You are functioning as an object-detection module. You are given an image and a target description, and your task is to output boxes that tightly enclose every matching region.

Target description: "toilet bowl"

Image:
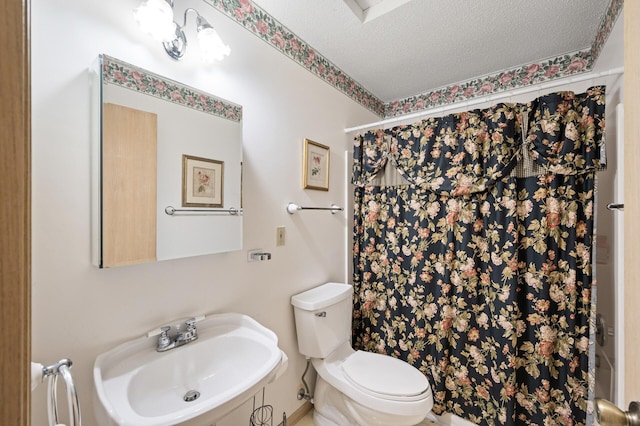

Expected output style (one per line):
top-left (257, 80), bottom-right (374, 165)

top-left (291, 283), bottom-right (433, 426)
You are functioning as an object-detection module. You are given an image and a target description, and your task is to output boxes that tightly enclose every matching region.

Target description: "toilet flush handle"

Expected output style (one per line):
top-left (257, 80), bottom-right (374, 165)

top-left (315, 312), bottom-right (327, 317)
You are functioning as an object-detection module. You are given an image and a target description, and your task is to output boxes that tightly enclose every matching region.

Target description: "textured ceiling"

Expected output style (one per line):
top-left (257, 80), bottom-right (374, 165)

top-left (250, 0), bottom-right (612, 103)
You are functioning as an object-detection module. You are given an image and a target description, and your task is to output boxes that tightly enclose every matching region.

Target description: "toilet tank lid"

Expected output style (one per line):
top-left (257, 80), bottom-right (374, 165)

top-left (291, 282), bottom-right (353, 311)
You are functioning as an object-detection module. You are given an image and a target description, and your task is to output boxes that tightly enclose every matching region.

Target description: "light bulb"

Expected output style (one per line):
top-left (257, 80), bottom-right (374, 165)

top-left (133, 0), bottom-right (176, 43)
top-left (194, 15), bottom-right (230, 63)
top-left (198, 27), bottom-right (231, 63)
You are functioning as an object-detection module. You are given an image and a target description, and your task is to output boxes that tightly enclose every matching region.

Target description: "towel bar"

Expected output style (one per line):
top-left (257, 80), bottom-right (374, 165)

top-left (42, 358), bottom-right (81, 426)
top-left (165, 206), bottom-right (242, 215)
top-left (286, 203), bottom-right (343, 215)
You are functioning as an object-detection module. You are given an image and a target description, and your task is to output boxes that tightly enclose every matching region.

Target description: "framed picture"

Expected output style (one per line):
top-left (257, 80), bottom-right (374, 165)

top-left (182, 154), bottom-right (224, 207)
top-left (303, 139), bottom-right (330, 191)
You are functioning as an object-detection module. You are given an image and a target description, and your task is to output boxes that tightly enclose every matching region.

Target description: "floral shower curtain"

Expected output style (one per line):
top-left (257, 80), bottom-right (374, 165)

top-left (352, 87), bottom-right (606, 426)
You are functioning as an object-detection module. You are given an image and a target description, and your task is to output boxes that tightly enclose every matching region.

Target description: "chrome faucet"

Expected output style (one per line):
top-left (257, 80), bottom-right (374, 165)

top-left (156, 318), bottom-right (199, 352)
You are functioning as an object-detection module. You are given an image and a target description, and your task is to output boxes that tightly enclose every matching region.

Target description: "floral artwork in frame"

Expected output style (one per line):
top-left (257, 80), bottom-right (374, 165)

top-left (182, 154), bottom-right (224, 207)
top-left (303, 139), bottom-right (330, 191)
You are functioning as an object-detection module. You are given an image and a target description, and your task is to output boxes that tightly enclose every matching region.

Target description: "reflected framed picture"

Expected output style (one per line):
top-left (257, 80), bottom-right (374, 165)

top-left (182, 154), bottom-right (224, 207)
top-left (303, 138), bottom-right (330, 191)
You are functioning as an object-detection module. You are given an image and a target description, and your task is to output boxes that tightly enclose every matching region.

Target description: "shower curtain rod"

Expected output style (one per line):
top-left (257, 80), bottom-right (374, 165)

top-left (344, 66), bottom-right (624, 134)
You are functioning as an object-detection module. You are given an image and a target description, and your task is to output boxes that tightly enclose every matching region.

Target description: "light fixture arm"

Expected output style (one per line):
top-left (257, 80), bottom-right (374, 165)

top-left (135, 0), bottom-right (229, 62)
top-left (175, 8), bottom-right (203, 32)
top-left (163, 7), bottom-right (217, 61)
top-left (163, 7), bottom-right (203, 61)
top-left (163, 24), bottom-right (188, 60)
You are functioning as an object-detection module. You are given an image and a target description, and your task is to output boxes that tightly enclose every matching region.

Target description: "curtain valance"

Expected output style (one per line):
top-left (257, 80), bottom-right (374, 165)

top-left (526, 86), bottom-right (606, 174)
top-left (353, 86), bottom-right (606, 194)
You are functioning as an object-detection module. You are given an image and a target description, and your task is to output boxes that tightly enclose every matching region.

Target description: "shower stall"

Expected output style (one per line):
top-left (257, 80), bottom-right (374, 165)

top-left (594, 102), bottom-right (624, 407)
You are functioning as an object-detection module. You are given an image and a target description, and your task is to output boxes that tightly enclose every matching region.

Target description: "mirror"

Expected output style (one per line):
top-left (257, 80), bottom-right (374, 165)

top-left (91, 55), bottom-right (243, 268)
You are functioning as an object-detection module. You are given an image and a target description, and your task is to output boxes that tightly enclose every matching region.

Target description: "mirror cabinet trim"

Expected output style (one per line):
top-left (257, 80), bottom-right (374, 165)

top-left (92, 55), bottom-right (244, 268)
top-left (101, 55), bottom-right (242, 122)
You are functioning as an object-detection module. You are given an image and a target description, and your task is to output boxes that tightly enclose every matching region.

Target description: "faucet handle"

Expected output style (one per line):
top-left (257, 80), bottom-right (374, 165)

top-left (185, 315), bottom-right (205, 330)
top-left (189, 314), bottom-right (205, 324)
top-left (157, 326), bottom-right (172, 350)
top-left (145, 325), bottom-right (172, 338)
top-left (159, 326), bottom-right (171, 338)
top-left (182, 318), bottom-right (199, 341)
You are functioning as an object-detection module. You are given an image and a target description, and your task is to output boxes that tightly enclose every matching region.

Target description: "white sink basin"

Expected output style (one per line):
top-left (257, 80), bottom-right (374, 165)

top-left (93, 313), bottom-right (287, 426)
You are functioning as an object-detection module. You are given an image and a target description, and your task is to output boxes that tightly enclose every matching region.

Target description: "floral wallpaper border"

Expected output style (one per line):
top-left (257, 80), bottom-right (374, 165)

top-left (206, 0), bottom-right (620, 119)
top-left (384, 49), bottom-right (593, 117)
top-left (102, 55), bottom-right (243, 122)
top-left (204, 0), bottom-right (386, 116)
top-left (384, 0), bottom-right (622, 118)
top-left (591, 0), bottom-right (623, 63)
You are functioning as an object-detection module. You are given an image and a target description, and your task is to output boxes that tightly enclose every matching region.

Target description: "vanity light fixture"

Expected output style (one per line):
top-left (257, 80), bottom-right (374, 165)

top-left (133, 0), bottom-right (176, 42)
top-left (133, 0), bottom-right (230, 63)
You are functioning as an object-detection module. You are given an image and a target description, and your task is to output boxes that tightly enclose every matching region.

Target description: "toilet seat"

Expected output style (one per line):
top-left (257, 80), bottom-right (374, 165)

top-left (342, 351), bottom-right (430, 402)
top-left (311, 343), bottom-right (434, 420)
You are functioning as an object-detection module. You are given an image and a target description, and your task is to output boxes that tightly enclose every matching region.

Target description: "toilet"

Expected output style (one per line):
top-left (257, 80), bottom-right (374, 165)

top-left (291, 282), bottom-right (433, 426)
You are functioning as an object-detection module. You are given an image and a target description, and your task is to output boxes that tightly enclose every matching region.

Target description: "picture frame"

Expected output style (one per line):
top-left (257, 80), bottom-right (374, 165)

top-left (182, 154), bottom-right (224, 207)
top-left (303, 138), bottom-right (330, 191)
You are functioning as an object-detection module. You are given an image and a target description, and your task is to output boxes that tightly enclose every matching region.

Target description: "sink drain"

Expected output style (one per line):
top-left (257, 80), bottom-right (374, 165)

top-left (183, 390), bottom-right (200, 402)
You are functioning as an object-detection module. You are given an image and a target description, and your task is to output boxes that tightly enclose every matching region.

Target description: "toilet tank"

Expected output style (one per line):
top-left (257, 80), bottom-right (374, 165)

top-left (291, 283), bottom-right (353, 358)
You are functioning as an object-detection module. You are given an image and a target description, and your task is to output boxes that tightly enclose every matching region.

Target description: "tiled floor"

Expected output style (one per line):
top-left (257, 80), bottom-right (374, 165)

top-left (294, 411), bottom-right (314, 426)
top-left (296, 410), bottom-right (601, 426)
top-left (295, 410), bottom-right (440, 425)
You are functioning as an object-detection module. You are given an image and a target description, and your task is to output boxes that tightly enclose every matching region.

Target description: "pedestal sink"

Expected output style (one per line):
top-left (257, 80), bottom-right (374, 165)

top-left (93, 313), bottom-right (288, 425)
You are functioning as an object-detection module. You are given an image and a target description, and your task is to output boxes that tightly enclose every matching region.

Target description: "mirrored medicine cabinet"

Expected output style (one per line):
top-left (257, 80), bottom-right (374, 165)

top-left (90, 55), bottom-right (243, 268)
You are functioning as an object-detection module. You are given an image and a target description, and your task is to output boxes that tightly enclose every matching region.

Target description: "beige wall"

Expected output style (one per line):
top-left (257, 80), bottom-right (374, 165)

top-left (30, 0), bottom-right (378, 423)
